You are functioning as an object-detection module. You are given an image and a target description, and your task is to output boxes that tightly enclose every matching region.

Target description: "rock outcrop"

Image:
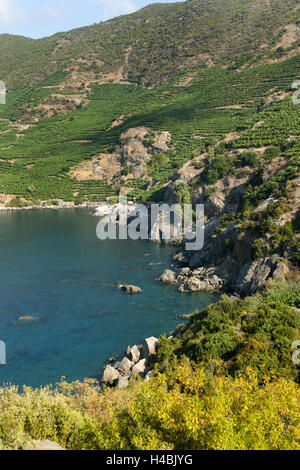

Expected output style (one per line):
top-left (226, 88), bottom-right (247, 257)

top-left (169, 324), bottom-right (185, 339)
top-left (117, 375), bottom-right (130, 389)
top-left (102, 337), bottom-right (158, 389)
top-left (118, 127), bottom-right (171, 178)
top-left (157, 266), bottom-right (225, 293)
top-left (236, 258), bottom-right (290, 296)
top-left (144, 370), bottom-right (157, 382)
top-left (272, 261), bottom-right (290, 281)
top-left (119, 127), bottom-right (153, 178)
top-left (70, 127), bottom-right (171, 182)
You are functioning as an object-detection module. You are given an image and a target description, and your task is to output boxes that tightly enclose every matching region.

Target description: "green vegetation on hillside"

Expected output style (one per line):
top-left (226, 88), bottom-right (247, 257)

top-left (0, 0), bottom-right (299, 89)
top-left (158, 282), bottom-right (300, 382)
top-left (0, 56), bottom-right (299, 204)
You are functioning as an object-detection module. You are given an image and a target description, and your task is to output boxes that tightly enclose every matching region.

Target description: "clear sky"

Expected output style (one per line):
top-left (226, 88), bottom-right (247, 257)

top-left (0, 0), bottom-right (180, 39)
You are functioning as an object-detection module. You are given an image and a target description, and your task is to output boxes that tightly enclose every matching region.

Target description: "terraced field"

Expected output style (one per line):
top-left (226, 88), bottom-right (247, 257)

top-left (0, 54), bottom-right (299, 205)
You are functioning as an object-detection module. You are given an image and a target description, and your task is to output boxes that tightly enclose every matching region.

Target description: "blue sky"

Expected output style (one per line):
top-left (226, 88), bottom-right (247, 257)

top-left (0, 0), bottom-right (179, 38)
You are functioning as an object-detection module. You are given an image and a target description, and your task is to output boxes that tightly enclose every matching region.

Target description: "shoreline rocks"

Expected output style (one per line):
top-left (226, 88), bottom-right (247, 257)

top-left (102, 365), bottom-right (120, 387)
top-left (117, 357), bottom-right (134, 375)
top-left (102, 336), bottom-right (158, 389)
top-left (143, 336), bottom-right (158, 362)
top-left (130, 345), bottom-right (140, 363)
top-left (157, 267), bottom-right (225, 293)
top-left (158, 255), bottom-right (290, 297)
top-left (0, 201), bottom-right (100, 211)
top-left (168, 324), bottom-right (185, 339)
top-left (132, 359), bottom-right (147, 378)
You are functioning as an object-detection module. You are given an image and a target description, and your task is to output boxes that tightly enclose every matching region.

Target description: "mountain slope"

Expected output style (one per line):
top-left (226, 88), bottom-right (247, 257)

top-left (0, 0), bottom-right (299, 90)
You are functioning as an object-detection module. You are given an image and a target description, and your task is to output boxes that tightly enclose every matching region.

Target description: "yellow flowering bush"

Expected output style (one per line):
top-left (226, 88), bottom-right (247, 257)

top-left (0, 360), bottom-right (299, 450)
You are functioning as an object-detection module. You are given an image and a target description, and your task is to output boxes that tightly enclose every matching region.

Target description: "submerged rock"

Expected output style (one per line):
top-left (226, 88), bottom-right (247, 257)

top-left (115, 282), bottom-right (143, 294)
top-left (122, 285), bottom-right (143, 294)
top-left (114, 282), bottom-right (123, 289)
top-left (17, 316), bottom-right (39, 322)
top-left (177, 313), bottom-right (193, 320)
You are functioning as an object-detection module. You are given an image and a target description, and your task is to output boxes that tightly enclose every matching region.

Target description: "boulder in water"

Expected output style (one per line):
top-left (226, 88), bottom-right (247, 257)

top-left (122, 285), bottom-right (143, 294)
top-left (158, 269), bottom-right (178, 285)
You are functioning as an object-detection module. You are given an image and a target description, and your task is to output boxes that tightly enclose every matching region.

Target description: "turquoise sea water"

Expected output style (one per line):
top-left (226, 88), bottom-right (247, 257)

top-left (0, 209), bottom-right (216, 388)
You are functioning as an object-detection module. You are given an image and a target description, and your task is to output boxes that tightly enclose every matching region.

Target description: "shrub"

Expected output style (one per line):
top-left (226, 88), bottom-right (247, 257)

top-left (0, 362), bottom-right (299, 450)
top-left (240, 151), bottom-right (258, 167)
top-left (264, 147), bottom-right (281, 161)
top-left (252, 237), bottom-right (267, 259)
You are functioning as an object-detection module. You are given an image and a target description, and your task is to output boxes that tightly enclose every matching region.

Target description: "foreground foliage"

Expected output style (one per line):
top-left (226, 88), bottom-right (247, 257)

top-left (0, 282), bottom-right (299, 451)
top-left (0, 361), bottom-right (299, 450)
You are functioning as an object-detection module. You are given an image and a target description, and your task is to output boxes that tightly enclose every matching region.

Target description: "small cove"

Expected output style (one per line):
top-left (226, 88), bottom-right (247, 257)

top-left (0, 209), bottom-right (217, 387)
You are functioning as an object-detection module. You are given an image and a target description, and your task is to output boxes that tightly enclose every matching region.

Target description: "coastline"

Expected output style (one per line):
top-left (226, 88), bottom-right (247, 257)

top-left (2, 200), bottom-right (293, 389)
top-left (0, 201), bottom-right (102, 211)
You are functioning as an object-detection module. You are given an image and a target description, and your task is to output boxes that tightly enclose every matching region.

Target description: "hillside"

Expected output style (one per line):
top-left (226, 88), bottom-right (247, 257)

top-left (0, 0), bottom-right (299, 90)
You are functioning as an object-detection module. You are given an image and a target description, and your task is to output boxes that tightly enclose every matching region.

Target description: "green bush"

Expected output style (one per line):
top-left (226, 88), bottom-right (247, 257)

top-left (263, 146), bottom-right (281, 161)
